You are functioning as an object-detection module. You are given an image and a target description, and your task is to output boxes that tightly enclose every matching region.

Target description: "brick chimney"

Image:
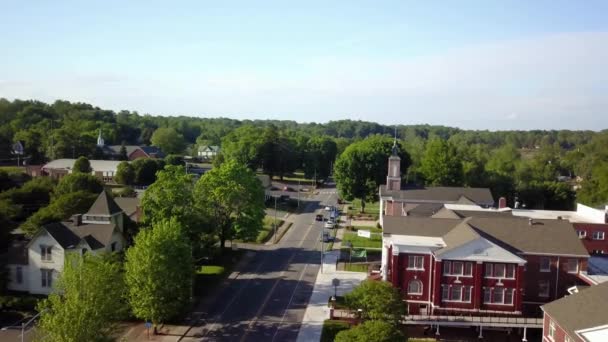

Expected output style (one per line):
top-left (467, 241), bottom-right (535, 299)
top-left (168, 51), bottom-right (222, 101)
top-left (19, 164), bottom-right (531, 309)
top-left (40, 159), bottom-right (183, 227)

top-left (498, 197), bottom-right (507, 209)
top-left (72, 214), bottom-right (82, 226)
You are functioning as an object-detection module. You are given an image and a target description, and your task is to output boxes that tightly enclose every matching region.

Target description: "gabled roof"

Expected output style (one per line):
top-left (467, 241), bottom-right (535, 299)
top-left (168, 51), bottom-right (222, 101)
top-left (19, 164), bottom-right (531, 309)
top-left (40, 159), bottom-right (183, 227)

top-left (86, 191), bottom-right (123, 216)
top-left (380, 185), bottom-right (494, 205)
top-left (383, 215), bottom-right (589, 257)
top-left (542, 282), bottom-right (608, 340)
top-left (114, 197), bottom-right (140, 217)
top-left (434, 219), bottom-right (479, 255)
top-left (198, 145), bottom-right (220, 152)
top-left (42, 222), bottom-right (81, 249)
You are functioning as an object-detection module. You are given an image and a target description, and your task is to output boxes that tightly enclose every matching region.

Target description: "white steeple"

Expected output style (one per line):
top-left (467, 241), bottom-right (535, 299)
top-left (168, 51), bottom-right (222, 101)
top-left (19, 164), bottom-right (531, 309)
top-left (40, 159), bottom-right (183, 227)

top-left (97, 129), bottom-right (105, 147)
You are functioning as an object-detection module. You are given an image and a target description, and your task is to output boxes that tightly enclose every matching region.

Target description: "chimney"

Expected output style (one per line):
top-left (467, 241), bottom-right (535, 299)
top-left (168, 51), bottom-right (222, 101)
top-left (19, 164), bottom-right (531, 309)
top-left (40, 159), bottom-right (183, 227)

top-left (72, 214), bottom-right (82, 226)
top-left (498, 197), bottom-right (507, 209)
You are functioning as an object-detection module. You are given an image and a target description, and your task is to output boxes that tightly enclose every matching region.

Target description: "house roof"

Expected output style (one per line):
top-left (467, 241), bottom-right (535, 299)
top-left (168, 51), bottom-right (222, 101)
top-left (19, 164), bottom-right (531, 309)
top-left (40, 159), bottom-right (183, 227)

top-left (35, 220), bottom-right (117, 251)
top-left (198, 145), bottom-right (220, 152)
top-left (434, 219), bottom-right (479, 255)
top-left (114, 197), bottom-right (140, 217)
top-left (42, 159), bottom-right (121, 173)
top-left (43, 222), bottom-right (82, 249)
top-left (106, 145), bottom-right (165, 158)
top-left (86, 191), bottom-right (123, 216)
top-left (4, 239), bottom-right (28, 265)
top-left (140, 146), bottom-right (164, 157)
top-left (380, 185), bottom-right (495, 205)
top-left (542, 282), bottom-right (608, 340)
top-left (383, 216), bottom-right (589, 257)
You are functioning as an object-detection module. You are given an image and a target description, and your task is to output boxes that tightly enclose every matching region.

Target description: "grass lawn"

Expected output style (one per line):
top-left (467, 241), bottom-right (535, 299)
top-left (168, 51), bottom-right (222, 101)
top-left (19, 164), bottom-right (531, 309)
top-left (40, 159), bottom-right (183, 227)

top-left (347, 199), bottom-right (380, 214)
top-left (342, 232), bottom-right (382, 249)
top-left (194, 249), bottom-right (244, 297)
top-left (344, 263), bottom-right (368, 272)
top-left (320, 319), bottom-right (350, 342)
top-left (348, 225), bottom-right (382, 234)
top-left (256, 216), bottom-right (284, 243)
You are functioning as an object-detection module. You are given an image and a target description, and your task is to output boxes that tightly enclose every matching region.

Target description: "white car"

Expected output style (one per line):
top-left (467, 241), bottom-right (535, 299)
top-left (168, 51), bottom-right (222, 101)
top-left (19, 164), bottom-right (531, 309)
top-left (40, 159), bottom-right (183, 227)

top-left (324, 222), bottom-right (334, 229)
top-left (324, 206), bottom-right (332, 211)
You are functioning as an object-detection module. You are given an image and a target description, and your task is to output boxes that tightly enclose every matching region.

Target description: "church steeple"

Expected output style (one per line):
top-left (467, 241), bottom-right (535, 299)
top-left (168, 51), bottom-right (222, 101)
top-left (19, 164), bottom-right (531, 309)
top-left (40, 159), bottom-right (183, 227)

top-left (386, 127), bottom-right (401, 191)
top-left (97, 129), bottom-right (105, 147)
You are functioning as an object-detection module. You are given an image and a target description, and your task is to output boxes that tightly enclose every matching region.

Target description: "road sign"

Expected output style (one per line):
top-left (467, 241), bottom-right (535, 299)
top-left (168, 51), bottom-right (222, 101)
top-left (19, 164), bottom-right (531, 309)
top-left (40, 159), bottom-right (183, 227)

top-left (332, 278), bottom-right (340, 287)
top-left (357, 230), bottom-right (371, 238)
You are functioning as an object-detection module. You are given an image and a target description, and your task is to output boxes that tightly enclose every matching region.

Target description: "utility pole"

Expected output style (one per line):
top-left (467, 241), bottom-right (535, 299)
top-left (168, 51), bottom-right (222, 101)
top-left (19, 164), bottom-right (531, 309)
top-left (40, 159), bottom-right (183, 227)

top-left (297, 179), bottom-right (300, 207)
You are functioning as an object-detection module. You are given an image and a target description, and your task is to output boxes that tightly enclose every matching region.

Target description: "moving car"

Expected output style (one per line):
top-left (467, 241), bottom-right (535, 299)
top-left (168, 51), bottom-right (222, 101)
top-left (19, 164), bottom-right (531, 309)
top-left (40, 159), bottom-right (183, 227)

top-left (315, 214), bottom-right (324, 222)
top-left (324, 221), bottom-right (334, 229)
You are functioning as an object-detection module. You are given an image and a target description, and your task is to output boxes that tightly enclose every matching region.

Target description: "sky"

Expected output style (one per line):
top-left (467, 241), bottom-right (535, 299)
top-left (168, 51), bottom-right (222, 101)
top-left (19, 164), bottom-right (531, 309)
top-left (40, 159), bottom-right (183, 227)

top-left (1, 1), bottom-right (607, 130)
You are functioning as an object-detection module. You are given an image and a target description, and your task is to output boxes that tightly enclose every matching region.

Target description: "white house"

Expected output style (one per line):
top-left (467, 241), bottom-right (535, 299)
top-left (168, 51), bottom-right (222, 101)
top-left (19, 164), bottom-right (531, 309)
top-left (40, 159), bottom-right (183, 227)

top-left (197, 145), bottom-right (220, 159)
top-left (5, 191), bottom-right (128, 295)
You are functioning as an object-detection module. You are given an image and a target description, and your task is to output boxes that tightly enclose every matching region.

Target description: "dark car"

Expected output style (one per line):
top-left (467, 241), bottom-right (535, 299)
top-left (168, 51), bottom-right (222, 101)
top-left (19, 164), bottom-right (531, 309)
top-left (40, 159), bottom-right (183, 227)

top-left (283, 186), bottom-right (296, 192)
top-left (315, 214), bottom-right (324, 222)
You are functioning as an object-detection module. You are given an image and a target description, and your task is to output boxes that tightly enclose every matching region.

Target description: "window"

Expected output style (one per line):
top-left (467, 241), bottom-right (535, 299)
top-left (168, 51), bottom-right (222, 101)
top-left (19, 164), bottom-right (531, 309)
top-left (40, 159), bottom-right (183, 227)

top-left (16, 267), bottom-right (23, 284)
top-left (462, 286), bottom-right (472, 302)
top-left (442, 286), bottom-right (449, 300)
top-left (81, 248), bottom-right (87, 255)
top-left (592, 249), bottom-right (604, 255)
top-left (483, 288), bottom-right (491, 303)
top-left (451, 285), bottom-right (462, 301)
top-left (111, 242), bottom-right (117, 252)
top-left (484, 264), bottom-right (493, 277)
top-left (494, 264), bottom-right (506, 278)
top-left (548, 320), bottom-right (556, 340)
top-left (464, 262), bottom-right (473, 276)
top-left (443, 261), bottom-right (451, 275)
top-left (577, 230), bottom-right (587, 238)
top-left (506, 264), bottom-right (516, 279)
top-left (41, 269), bottom-right (53, 288)
top-left (40, 245), bottom-right (52, 262)
top-left (408, 256), bottom-right (424, 270)
top-left (592, 231), bottom-right (605, 240)
top-left (504, 288), bottom-right (514, 305)
top-left (452, 262), bottom-right (464, 275)
top-left (540, 258), bottom-right (551, 272)
top-left (492, 288), bottom-right (504, 303)
top-left (539, 281), bottom-right (550, 297)
top-left (566, 259), bottom-right (578, 273)
top-left (408, 280), bottom-right (423, 295)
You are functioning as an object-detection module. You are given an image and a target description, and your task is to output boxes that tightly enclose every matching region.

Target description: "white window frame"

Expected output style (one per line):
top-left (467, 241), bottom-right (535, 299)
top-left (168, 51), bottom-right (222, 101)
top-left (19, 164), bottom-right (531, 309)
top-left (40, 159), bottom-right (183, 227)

top-left (407, 256), bottom-right (424, 270)
top-left (577, 230), bottom-right (587, 238)
top-left (40, 245), bottom-right (52, 262)
top-left (441, 285), bottom-right (449, 300)
top-left (443, 261), bottom-right (451, 275)
top-left (492, 287), bottom-right (504, 303)
top-left (484, 263), bottom-right (493, 277)
top-left (483, 287), bottom-right (491, 303)
top-left (549, 320), bottom-right (556, 340)
top-left (592, 249), bottom-right (604, 255)
top-left (504, 288), bottom-right (514, 305)
top-left (452, 262), bottom-right (464, 276)
top-left (494, 264), bottom-right (506, 278)
top-left (450, 285), bottom-right (462, 301)
top-left (539, 281), bottom-right (550, 298)
top-left (592, 231), bottom-right (605, 240)
top-left (407, 280), bottom-right (423, 295)
top-left (462, 286), bottom-right (472, 302)
top-left (41, 269), bottom-right (53, 288)
top-left (540, 257), bottom-right (551, 272)
top-left (464, 262), bottom-right (473, 276)
top-left (566, 259), bottom-right (578, 274)
top-left (506, 264), bottom-right (516, 279)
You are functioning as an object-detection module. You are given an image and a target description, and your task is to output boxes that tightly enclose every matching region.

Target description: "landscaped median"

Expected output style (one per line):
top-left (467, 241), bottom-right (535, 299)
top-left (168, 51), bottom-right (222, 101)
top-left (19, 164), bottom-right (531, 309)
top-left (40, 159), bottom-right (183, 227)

top-left (256, 216), bottom-right (285, 243)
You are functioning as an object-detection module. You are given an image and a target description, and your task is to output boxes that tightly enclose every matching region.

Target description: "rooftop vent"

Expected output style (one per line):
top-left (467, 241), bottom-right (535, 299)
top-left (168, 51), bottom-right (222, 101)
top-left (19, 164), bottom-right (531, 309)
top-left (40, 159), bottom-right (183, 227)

top-left (528, 218), bottom-right (533, 226)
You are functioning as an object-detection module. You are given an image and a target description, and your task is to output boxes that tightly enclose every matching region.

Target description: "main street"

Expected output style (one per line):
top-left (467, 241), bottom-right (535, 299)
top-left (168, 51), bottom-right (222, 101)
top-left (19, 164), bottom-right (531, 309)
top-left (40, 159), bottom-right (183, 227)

top-left (180, 187), bottom-right (338, 341)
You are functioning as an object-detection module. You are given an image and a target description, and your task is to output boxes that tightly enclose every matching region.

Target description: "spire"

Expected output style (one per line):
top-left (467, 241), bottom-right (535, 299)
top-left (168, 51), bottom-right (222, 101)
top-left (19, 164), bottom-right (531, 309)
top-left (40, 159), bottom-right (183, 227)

top-left (391, 126), bottom-right (399, 156)
top-left (97, 129), bottom-right (105, 147)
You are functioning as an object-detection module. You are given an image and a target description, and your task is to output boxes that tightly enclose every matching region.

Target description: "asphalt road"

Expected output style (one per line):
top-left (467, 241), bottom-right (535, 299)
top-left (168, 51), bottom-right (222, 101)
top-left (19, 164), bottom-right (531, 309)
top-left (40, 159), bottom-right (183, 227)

top-left (181, 188), bottom-right (337, 342)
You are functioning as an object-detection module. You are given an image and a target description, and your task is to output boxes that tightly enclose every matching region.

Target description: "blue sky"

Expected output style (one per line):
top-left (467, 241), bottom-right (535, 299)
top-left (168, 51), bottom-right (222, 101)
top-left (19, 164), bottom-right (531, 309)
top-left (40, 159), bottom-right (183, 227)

top-left (1, 1), bottom-right (607, 130)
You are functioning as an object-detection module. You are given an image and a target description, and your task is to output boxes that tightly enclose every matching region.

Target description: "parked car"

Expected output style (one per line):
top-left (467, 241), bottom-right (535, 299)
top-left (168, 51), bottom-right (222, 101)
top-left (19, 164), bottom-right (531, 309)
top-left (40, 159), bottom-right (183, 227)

top-left (324, 222), bottom-right (334, 229)
top-left (324, 206), bottom-right (332, 211)
top-left (283, 186), bottom-right (295, 192)
top-left (321, 231), bottom-right (334, 242)
top-left (315, 214), bottom-right (324, 222)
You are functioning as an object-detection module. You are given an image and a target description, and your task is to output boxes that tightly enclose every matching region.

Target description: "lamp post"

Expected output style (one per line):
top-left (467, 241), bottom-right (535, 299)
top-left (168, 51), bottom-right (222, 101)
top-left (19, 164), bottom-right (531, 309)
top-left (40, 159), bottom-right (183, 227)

top-left (273, 195), bottom-right (278, 243)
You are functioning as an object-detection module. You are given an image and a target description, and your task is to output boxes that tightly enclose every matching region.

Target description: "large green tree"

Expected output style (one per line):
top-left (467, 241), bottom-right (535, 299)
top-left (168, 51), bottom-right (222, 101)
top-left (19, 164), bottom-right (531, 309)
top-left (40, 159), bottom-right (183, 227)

top-left (125, 218), bottom-right (193, 326)
top-left (73, 156), bottom-right (92, 173)
top-left (54, 173), bottom-right (104, 198)
top-left (115, 161), bottom-right (135, 185)
top-left (194, 159), bottom-right (265, 248)
top-left (303, 136), bottom-right (338, 181)
top-left (334, 135), bottom-right (410, 212)
top-left (344, 280), bottom-right (405, 324)
top-left (419, 138), bottom-right (463, 186)
top-left (36, 253), bottom-right (127, 342)
top-left (150, 127), bottom-right (185, 154)
top-left (334, 320), bottom-right (404, 342)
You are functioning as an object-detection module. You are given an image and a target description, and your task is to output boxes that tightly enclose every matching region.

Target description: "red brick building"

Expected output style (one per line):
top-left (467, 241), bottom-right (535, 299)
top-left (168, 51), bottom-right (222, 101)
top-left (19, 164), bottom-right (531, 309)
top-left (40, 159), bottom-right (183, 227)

top-left (541, 281), bottom-right (608, 342)
top-left (573, 223), bottom-right (608, 255)
top-left (382, 215), bottom-right (590, 317)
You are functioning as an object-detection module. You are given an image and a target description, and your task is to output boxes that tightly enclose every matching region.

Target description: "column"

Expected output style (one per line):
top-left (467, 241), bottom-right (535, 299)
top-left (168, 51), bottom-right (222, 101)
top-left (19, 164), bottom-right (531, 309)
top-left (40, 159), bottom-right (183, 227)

top-left (515, 264), bottom-right (524, 312)
top-left (391, 248), bottom-right (400, 288)
top-left (433, 260), bottom-right (442, 307)
top-left (474, 262), bottom-right (483, 310)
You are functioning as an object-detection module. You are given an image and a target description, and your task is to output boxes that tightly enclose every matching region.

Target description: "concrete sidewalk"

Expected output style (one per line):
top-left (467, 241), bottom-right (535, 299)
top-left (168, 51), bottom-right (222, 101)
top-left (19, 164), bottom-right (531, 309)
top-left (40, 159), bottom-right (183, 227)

top-left (295, 251), bottom-right (367, 342)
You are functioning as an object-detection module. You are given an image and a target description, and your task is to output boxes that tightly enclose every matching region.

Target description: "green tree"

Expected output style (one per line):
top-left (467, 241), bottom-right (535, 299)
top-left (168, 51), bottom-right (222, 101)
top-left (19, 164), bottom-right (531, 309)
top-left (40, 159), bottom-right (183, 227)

top-left (164, 154), bottom-right (183, 166)
top-left (334, 320), bottom-right (404, 342)
top-left (344, 280), bottom-right (405, 324)
top-left (118, 142), bottom-right (129, 161)
top-left (36, 253), bottom-right (127, 342)
top-left (73, 156), bottom-right (92, 173)
top-left (20, 191), bottom-right (98, 236)
top-left (132, 158), bottom-right (163, 186)
top-left (334, 135), bottom-right (410, 212)
top-left (125, 218), bottom-right (193, 326)
top-left (141, 165), bottom-right (198, 235)
top-left (150, 127), bottom-right (185, 154)
top-left (54, 173), bottom-right (104, 198)
top-left (304, 136), bottom-right (338, 181)
top-left (220, 125), bottom-right (267, 169)
top-left (194, 159), bottom-right (265, 249)
top-left (420, 138), bottom-right (463, 186)
top-left (115, 161), bottom-right (135, 185)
